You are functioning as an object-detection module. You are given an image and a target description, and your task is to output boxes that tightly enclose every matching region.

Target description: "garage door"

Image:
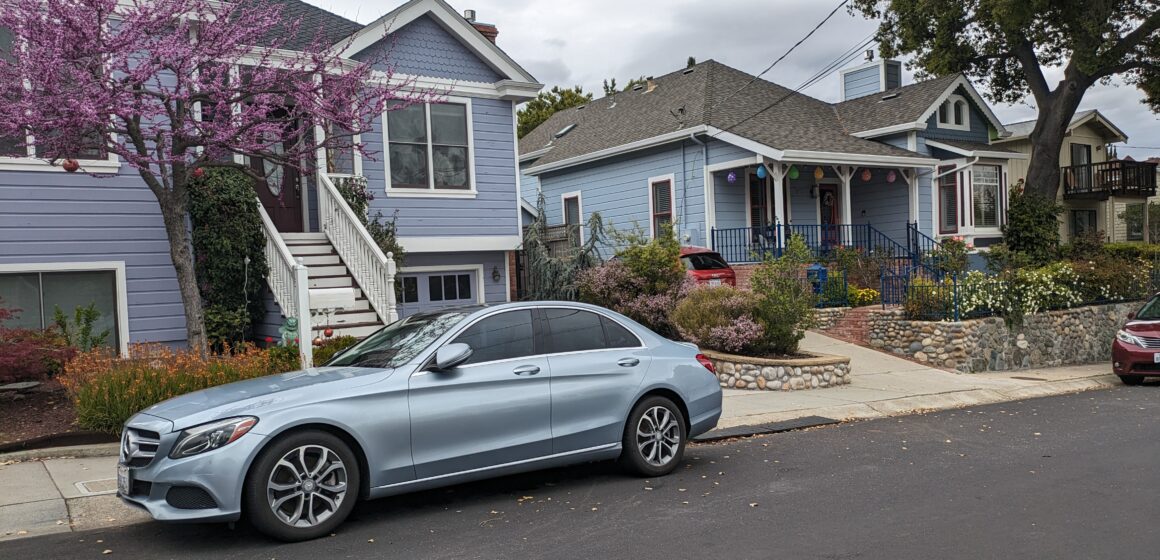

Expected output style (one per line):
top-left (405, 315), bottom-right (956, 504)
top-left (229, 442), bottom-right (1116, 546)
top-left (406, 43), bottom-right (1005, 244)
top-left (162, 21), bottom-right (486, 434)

top-left (398, 270), bottom-right (478, 317)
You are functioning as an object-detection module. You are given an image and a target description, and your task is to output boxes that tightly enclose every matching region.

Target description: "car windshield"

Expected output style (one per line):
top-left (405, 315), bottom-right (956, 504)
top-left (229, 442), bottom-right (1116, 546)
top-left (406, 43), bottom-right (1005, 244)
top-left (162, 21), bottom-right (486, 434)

top-left (1135, 296), bottom-right (1160, 320)
top-left (325, 311), bottom-right (469, 368)
top-left (682, 253), bottom-right (729, 270)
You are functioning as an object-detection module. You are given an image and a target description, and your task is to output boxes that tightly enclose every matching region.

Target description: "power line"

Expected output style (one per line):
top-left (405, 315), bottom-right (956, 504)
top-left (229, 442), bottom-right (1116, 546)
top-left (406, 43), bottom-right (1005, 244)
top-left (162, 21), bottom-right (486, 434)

top-left (708, 0), bottom-right (851, 113)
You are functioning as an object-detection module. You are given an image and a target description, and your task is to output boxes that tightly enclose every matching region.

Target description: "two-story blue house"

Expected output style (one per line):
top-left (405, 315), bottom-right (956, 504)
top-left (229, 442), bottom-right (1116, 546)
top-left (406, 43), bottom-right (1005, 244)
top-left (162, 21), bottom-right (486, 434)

top-left (519, 58), bottom-right (1025, 269)
top-left (0, 0), bottom-right (541, 360)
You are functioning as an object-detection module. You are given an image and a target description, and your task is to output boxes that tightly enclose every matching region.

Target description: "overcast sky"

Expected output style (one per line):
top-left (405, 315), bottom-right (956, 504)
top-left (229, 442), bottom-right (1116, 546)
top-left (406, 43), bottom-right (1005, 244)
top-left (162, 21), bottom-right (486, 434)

top-left (306, 0), bottom-right (1160, 159)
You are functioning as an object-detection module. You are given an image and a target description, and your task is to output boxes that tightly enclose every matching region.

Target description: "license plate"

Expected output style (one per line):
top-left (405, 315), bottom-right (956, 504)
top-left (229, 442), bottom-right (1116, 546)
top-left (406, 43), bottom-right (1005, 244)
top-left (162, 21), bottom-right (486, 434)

top-left (708, 279), bottom-right (722, 286)
top-left (117, 465), bottom-right (131, 496)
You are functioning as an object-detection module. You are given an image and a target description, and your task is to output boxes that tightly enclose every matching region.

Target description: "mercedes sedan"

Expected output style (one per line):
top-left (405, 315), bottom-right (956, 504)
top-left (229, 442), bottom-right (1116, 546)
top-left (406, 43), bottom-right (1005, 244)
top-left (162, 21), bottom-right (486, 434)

top-left (117, 302), bottom-right (723, 541)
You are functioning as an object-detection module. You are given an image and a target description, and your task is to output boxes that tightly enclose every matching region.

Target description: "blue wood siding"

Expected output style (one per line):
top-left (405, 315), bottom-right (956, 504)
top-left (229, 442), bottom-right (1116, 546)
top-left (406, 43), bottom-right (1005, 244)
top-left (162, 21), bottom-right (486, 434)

top-left (921, 89), bottom-right (992, 144)
top-left (850, 175), bottom-right (910, 243)
top-left (351, 15), bottom-right (501, 82)
top-left (520, 169), bottom-right (540, 206)
top-left (0, 166), bottom-right (187, 344)
top-left (363, 97), bottom-right (519, 239)
top-left (712, 170), bottom-right (747, 230)
top-left (842, 66), bottom-right (882, 100)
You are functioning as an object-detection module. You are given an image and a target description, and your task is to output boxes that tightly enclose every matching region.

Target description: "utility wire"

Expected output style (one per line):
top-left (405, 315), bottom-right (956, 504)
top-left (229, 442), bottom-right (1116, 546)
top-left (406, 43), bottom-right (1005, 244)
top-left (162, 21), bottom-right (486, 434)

top-left (708, 0), bottom-right (851, 113)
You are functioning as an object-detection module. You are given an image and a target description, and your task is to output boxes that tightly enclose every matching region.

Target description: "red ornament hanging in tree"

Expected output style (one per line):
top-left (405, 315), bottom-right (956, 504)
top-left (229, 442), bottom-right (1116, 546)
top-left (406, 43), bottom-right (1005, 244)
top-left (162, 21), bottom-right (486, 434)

top-left (62, 159), bottom-right (79, 173)
top-left (192, 167), bottom-right (205, 179)
top-left (323, 328), bottom-right (334, 338)
top-left (860, 168), bottom-right (872, 182)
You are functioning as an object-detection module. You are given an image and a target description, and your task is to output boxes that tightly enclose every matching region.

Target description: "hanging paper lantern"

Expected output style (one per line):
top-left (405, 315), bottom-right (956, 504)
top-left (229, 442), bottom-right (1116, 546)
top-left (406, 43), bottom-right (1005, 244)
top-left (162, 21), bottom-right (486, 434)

top-left (887, 170), bottom-right (897, 183)
top-left (860, 168), bottom-right (872, 182)
top-left (787, 165), bottom-right (799, 180)
top-left (756, 165), bottom-right (767, 180)
top-left (727, 170), bottom-right (737, 184)
top-left (813, 166), bottom-right (824, 181)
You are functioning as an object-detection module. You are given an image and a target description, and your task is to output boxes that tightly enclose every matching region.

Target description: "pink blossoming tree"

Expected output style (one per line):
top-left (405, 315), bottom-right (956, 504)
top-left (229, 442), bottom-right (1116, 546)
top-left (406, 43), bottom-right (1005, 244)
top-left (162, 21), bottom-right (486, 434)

top-left (0, 0), bottom-right (434, 352)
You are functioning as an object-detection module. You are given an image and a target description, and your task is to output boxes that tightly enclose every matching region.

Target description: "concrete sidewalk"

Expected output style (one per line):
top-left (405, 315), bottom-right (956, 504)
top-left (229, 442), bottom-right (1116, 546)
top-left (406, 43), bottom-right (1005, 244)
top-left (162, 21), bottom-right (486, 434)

top-left (0, 331), bottom-right (1118, 540)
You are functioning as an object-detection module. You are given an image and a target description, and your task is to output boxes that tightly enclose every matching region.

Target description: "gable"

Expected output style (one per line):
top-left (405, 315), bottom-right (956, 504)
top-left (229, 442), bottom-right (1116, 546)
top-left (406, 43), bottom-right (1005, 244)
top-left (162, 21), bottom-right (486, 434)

top-left (351, 14), bottom-right (501, 82)
top-left (921, 86), bottom-right (995, 144)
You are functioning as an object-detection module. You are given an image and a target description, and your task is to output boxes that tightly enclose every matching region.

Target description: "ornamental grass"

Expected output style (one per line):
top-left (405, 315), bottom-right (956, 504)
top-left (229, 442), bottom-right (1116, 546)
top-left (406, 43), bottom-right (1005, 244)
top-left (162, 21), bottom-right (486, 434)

top-left (60, 343), bottom-right (301, 434)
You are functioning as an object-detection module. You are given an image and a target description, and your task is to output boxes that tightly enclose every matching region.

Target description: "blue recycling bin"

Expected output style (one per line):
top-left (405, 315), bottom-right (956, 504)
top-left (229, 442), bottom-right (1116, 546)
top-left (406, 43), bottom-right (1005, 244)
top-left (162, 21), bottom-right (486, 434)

top-left (806, 263), bottom-right (828, 294)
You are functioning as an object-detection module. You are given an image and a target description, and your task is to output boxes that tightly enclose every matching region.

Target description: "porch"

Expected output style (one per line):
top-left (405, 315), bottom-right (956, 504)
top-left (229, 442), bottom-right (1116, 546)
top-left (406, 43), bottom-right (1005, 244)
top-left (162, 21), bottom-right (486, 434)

top-left (1062, 160), bottom-right (1158, 200)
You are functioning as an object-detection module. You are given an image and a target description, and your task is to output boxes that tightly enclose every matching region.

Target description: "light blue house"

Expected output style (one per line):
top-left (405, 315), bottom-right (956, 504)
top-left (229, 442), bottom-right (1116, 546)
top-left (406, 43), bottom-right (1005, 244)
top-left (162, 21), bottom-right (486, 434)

top-left (519, 59), bottom-right (1025, 268)
top-left (0, 0), bottom-right (541, 360)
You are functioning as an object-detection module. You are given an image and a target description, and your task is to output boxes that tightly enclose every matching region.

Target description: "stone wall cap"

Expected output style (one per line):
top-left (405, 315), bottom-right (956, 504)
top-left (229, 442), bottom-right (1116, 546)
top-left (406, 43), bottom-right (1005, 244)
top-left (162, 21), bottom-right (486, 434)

top-left (702, 349), bottom-right (850, 366)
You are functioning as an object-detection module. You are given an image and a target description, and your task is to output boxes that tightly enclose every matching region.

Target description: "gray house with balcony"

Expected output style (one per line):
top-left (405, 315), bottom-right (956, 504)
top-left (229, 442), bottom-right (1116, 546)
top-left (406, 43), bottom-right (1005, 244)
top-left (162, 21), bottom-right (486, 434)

top-left (519, 58), bottom-right (1026, 268)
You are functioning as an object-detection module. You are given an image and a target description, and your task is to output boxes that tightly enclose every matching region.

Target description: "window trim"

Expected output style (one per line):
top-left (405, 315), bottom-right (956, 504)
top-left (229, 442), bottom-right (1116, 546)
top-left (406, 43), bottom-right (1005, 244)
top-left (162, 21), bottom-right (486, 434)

top-left (937, 164), bottom-right (959, 234)
top-left (397, 265), bottom-right (486, 305)
top-left (383, 96), bottom-right (477, 198)
top-left (971, 164), bottom-right (1002, 231)
top-left (647, 173), bottom-right (676, 238)
top-left (0, 261), bottom-right (129, 356)
top-left (936, 94), bottom-right (971, 131)
top-left (561, 190), bottom-right (584, 244)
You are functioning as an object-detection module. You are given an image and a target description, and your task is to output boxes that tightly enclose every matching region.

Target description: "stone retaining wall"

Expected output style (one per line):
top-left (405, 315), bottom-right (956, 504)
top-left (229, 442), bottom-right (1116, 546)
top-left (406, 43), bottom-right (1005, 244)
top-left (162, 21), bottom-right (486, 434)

top-left (868, 302), bottom-right (1138, 373)
top-left (704, 349), bottom-right (852, 391)
top-left (812, 307), bottom-right (850, 330)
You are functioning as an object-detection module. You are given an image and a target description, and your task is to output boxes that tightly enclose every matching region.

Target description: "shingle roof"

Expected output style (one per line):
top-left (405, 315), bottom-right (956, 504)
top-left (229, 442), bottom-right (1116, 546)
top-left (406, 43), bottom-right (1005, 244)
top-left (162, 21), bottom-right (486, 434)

top-left (521, 60), bottom-right (927, 168)
top-left (1002, 110), bottom-right (1096, 139)
top-left (831, 74), bottom-right (962, 134)
top-left (259, 0), bottom-right (365, 51)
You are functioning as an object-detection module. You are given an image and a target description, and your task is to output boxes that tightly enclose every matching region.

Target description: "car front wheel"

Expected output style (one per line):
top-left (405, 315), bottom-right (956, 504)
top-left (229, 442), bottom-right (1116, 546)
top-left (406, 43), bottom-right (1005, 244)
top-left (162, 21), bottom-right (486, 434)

top-left (620, 396), bottom-right (687, 477)
top-left (244, 430), bottom-right (360, 542)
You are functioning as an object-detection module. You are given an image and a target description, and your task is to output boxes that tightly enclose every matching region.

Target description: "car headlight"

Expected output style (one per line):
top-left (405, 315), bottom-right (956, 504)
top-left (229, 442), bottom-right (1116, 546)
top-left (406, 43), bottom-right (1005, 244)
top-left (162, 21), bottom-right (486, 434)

top-left (169, 416), bottom-right (258, 459)
top-left (1117, 330), bottom-right (1145, 347)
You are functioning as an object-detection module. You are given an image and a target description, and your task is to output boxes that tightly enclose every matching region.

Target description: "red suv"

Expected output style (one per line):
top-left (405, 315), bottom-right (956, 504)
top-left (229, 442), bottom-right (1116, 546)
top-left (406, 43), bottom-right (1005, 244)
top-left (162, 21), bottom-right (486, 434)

top-left (679, 247), bottom-right (736, 287)
top-left (1112, 295), bottom-right (1160, 385)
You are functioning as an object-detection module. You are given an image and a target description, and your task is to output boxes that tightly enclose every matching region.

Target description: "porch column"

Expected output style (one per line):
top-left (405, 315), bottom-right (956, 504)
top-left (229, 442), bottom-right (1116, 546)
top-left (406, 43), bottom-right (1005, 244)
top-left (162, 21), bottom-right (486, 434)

top-left (902, 168), bottom-right (919, 224)
top-left (767, 160), bottom-right (786, 226)
top-left (837, 165), bottom-right (854, 245)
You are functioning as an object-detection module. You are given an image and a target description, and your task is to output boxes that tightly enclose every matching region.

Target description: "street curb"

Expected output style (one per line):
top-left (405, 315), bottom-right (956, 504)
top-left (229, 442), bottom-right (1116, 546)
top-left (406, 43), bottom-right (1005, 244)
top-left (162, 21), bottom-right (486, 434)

top-left (0, 443), bottom-right (119, 463)
top-left (693, 415), bottom-right (840, 442)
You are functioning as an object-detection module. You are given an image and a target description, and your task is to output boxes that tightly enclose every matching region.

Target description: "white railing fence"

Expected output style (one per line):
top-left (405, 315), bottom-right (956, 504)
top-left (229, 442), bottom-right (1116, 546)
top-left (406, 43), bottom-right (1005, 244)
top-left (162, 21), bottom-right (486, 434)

top-left (257, 202), bottom-right (314, 368)
top-left (317, 172), bottom-right (400, 324)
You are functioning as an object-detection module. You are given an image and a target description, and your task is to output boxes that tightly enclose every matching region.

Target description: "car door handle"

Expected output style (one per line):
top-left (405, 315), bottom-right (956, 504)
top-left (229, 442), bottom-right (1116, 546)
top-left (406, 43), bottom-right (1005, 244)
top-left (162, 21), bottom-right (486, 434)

top-left (617, 358), bottom-right (640, 367)
top-left (512, 365), bottom-right (541, 376)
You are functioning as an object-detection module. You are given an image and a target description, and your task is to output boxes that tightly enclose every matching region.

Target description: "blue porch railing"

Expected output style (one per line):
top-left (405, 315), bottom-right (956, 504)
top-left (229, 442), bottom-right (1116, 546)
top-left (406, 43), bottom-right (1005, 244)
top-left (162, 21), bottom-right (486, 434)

top-left (906, 222), bottom-right (950, 276)
top-left (711, 223), bottom-right (912, 266)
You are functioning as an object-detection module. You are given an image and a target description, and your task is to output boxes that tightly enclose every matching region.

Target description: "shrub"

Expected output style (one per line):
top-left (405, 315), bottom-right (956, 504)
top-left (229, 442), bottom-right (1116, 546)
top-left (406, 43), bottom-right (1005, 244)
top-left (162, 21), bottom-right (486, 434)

top-left (748, 234), bottom-right (817, 355)
top-left (334, 175), bottom-right (374, 222)
top-left (1070, 257), bottom-right (1152, 302)
top-left (1001, 185), bottom-right (1062, 266)
top-left (903, 276), bottom-right (955, 320)
top-left (60, 343), bottom-right (301, 433)
top-left (848, 286), bottom-right (880, 307)
top-left (932, 236), bottom-right (970, 276)
top-left (314, 335), bottom-right (358, 365)
top-left (671, 286), bottom-right (765, 354)
top-left (1101, 243), bottom-right (1160, 262)
top-left (0, 300), bottom-right (75, 383)
top-left (609, 222), bottom-right (686, 296)
top-left (53, 303), bottom-right (111, 352)
top-left (189, 168), bottom-right (267, 349)
top-left (368, 210), bottom-right (406, 266)
top-left (982, 242), bottom-right (1033, 273)
top-left (817, 271), bottom-right (848, 307)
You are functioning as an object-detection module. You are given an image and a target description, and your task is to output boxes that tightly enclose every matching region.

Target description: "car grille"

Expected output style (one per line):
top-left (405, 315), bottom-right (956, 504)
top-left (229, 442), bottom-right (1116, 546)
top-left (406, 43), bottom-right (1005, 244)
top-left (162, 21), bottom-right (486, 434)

top-left (1132, 363), bottom-right (1160, 372)
top-left (121, 428), bottom-right (161, 467)
top-left (166, 486), bottom-right (217, 510)
top-left (1136, 335), bottom-right (1160, 349)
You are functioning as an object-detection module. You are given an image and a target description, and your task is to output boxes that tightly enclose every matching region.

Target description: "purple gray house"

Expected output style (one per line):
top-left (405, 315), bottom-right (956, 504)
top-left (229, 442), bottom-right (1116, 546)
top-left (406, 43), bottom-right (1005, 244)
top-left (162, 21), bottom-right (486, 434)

top-left (0, 0), bottom-right (541, 360)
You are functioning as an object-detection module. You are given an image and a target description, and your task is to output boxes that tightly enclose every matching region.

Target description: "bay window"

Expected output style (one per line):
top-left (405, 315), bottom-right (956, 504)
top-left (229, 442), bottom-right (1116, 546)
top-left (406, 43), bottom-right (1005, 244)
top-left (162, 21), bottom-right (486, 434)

top-left (386, 100), bottom-right (473, 193)
top-left (972, 165), bottom-right (1000, 228)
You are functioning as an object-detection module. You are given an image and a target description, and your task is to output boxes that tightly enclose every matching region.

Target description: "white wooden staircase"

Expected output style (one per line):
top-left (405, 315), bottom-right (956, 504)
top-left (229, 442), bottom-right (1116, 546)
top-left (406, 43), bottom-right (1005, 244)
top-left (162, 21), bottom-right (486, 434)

top-left (281, 232), bottom-right (385, 339)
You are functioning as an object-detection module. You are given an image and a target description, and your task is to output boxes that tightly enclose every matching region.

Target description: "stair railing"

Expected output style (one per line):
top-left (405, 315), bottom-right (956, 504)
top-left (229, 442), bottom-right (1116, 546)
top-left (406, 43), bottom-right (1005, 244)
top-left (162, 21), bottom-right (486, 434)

top-left (317, 172), bottom-right (399, 324)
top-left (257, 202), bottom-right (313, 368)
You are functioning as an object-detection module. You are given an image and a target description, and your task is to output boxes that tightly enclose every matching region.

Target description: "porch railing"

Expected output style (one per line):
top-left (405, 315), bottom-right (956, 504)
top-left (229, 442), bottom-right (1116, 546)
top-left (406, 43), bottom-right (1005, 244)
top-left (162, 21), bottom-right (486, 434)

top-left (317, 172), bottom-right (399, 325)
top-left (1062, 160), bottom-right (1158, 199)
top-left (711, 223), bottom-right (912, 267)
top-left (257, 203), bottom-right (313, 367)
top-left (906, 222), bottom-right (950, 276)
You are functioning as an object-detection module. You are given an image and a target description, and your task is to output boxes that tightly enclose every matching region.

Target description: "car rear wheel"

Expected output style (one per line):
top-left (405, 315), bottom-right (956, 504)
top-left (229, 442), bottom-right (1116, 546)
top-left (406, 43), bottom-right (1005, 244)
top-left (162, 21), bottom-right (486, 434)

top-left (1119, 375), bottom-right (1146, 386)
top-left (245, 430), bottom-right (360, 542)
top-left (620, 396), bottom-right (687, 477)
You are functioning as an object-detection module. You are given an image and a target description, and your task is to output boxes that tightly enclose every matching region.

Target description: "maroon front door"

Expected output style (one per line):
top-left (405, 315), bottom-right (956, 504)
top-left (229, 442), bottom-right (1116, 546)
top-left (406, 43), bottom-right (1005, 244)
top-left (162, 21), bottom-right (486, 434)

top-left (251, 124), bottom-right (304, 233)
top-left (819, 184), bottom-right (839, 247)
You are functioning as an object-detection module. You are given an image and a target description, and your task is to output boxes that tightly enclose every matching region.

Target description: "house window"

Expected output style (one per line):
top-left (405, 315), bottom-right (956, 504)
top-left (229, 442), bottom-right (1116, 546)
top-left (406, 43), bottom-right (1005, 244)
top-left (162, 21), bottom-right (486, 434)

top-left (399, 276), bottom-right (419, 304)
top-left (1125, 202), bottom-right (1145, 241)
top-left (1071, 209), bottom-right (1098, 238)
top-left (938, 166), bottom-right (958, 234)
top-left (972, 165), bottom-right (1000, 228)
top-left (0, 267), bottom-right (121, 350)
top-left (563, 193), bottom-right (582, 246)
top-left (386, 100), bottom-right (472, 192)
top-left (650, 177), bottom-right (673, 237)
top-left (936, 94), bottom-right (970, 131)
top-left (428, 274), bottom-right (472, 302)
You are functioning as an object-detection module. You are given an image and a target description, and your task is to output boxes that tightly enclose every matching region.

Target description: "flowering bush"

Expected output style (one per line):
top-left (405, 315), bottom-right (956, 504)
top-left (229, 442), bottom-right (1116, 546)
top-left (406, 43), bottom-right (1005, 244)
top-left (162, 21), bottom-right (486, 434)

top-left (932, 236), bottom-right (971, 276)
top-left (60, 343), bottom-right (302, 433)
top-left (0, 301), bottom-right (75, 383)
top-left (848, 286), bottom-right (881, 307)
top-left (671, 286), bottom-right (765, 354)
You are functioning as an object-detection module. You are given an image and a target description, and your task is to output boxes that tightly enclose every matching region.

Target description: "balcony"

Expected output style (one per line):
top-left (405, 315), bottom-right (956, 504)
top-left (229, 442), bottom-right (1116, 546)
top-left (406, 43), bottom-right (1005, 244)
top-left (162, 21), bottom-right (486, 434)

top-left (1062, 160), bottom-right (1158, 200)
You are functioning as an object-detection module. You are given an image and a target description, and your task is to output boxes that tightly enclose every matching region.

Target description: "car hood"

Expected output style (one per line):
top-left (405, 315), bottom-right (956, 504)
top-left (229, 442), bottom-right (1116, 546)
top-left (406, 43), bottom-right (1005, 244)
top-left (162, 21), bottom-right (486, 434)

top-left (1123, 320), bottom-right (1160, 336)
top-left (140, 366), bottom-right (393, 428)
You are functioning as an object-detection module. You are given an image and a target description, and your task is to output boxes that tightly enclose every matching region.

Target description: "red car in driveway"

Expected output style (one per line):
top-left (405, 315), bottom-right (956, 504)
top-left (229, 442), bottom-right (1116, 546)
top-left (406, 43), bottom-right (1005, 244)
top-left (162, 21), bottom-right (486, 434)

top-left (680, 247), bottom-right (736, 287)
top-left (1112, 295), bottom-right (1160, 385)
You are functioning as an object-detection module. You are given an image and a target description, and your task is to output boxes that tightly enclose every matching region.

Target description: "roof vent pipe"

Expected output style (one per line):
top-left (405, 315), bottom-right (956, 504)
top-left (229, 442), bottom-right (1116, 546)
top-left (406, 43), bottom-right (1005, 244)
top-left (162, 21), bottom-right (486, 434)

top-left (463, 9), bottom-right (476, 22)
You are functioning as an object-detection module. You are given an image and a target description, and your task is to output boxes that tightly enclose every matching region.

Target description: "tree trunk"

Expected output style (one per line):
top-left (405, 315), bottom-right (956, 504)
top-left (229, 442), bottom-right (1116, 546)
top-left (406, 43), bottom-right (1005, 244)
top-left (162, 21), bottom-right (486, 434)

top-left (1023, 79), bottom-right (1088, 200)
top-left (157, 186), bottom-right (208, 354)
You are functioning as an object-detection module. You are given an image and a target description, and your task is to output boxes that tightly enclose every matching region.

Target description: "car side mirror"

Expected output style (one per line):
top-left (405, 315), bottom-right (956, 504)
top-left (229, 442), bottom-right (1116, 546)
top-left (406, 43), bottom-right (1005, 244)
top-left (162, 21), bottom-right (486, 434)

top-left (433, 343), bottom-right (473, 371)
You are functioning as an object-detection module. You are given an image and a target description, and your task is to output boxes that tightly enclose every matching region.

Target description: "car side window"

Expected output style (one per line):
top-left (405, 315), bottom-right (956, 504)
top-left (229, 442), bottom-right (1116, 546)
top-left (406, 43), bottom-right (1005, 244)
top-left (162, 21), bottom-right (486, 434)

top-left (601, 316), bottom-right (640, 348)
top-left (543, 308), bottom-right (607, 353)
top-left (451, 310), bottom-right (535, 365)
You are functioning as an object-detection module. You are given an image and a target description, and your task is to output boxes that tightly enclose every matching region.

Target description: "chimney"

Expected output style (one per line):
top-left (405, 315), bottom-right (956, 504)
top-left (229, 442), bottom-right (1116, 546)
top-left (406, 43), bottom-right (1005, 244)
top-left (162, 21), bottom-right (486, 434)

top-left (645, 76), bottom-right (657, 93)
top-left (839, 58), bottom-right (903, 101)
top-left (464, 9), bottom-right (498, 44)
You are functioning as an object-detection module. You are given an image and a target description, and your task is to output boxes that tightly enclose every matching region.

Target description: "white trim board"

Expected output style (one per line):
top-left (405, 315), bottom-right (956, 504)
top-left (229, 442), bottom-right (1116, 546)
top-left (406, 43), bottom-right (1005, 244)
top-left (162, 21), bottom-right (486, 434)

top-left (0, 261), bottom-right (130, 356)
top-left (647, 173), bottom-right (677, 238)
top-left (925, 139), bottom-right (1028, 160)
top-left (397, 264), bottom-right (486, 305)
top-left (398, 236), bottom-right (521, 253)
top-left (382, 95), bottom-right (478, 198)
top-left (561, 190), bottom-right (584, 243)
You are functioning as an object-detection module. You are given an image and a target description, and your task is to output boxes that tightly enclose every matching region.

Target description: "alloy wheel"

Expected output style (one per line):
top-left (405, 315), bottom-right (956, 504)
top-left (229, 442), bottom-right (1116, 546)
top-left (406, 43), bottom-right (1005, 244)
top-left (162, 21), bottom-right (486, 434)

top-left (266, 444), bottom-right (348, 528)
top-left (635, 405), bottom-right (681, 467)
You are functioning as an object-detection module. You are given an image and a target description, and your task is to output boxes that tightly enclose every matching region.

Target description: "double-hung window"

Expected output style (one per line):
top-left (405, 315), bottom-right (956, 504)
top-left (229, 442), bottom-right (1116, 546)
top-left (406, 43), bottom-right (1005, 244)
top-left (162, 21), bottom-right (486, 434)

top-left (650, 177), bottom-right (673, 237)
top-left (972, 165), bottom-right (1001, 228)
top-left (386, 100), bottom-right (472, 193)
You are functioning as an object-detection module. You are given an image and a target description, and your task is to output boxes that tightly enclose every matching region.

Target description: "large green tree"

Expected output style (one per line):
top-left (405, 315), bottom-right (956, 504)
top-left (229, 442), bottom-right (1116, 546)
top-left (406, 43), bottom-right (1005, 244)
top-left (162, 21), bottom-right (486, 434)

top-left (517, 85), bottom-right (593, 138)
top-left (851, 0), bottom-right (1160, 200)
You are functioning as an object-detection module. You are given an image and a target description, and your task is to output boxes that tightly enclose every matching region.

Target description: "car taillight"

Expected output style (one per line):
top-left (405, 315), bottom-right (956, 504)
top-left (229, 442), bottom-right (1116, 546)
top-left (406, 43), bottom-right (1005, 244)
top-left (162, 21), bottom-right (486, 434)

top-left (696, 353), bottom-right (716, 374)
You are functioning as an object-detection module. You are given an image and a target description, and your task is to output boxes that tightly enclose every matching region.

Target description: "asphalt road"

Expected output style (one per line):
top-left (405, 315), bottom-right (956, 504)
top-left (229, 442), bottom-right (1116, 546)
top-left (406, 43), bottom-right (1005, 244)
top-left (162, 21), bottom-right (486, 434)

top-left (5, 385), bottom-right (1160, 560)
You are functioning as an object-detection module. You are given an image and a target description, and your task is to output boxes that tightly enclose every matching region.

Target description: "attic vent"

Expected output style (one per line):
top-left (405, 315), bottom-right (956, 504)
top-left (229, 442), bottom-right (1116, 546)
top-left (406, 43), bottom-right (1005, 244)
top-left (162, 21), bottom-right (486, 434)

top-left (554, 124), bottom-right (577, 139)
top-left (632, 85), bottom-right (644, 91)
top-left (576, 105), bottom-right (586, 110)
top-left (682, 67), bottom-right (695, 75)
top-left (881, 92), bottom-right (899, 101)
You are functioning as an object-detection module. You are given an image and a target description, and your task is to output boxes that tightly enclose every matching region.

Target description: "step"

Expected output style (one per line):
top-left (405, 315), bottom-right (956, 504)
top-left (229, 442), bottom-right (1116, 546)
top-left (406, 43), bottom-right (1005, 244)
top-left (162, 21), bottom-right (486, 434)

top-left (300, 254), bottom-right (341, 266)
top-left (281, 232), bottom-right (328, 241)
top-left (310, 298), bottom-right (371, 314)
top-left (308, 265), bottom-right (349, 278)
top-left (314, 310), bottom-right (379, 326)
top-left (309, 275), bottom-right (355, 289)
top-left (289, 245), bottom-right (336, 257)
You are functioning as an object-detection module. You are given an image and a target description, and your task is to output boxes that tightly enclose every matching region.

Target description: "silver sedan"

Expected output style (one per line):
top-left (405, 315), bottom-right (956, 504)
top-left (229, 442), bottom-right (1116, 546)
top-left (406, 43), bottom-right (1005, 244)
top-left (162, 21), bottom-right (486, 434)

top-left (117, 302), bottom-right (723, 541)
